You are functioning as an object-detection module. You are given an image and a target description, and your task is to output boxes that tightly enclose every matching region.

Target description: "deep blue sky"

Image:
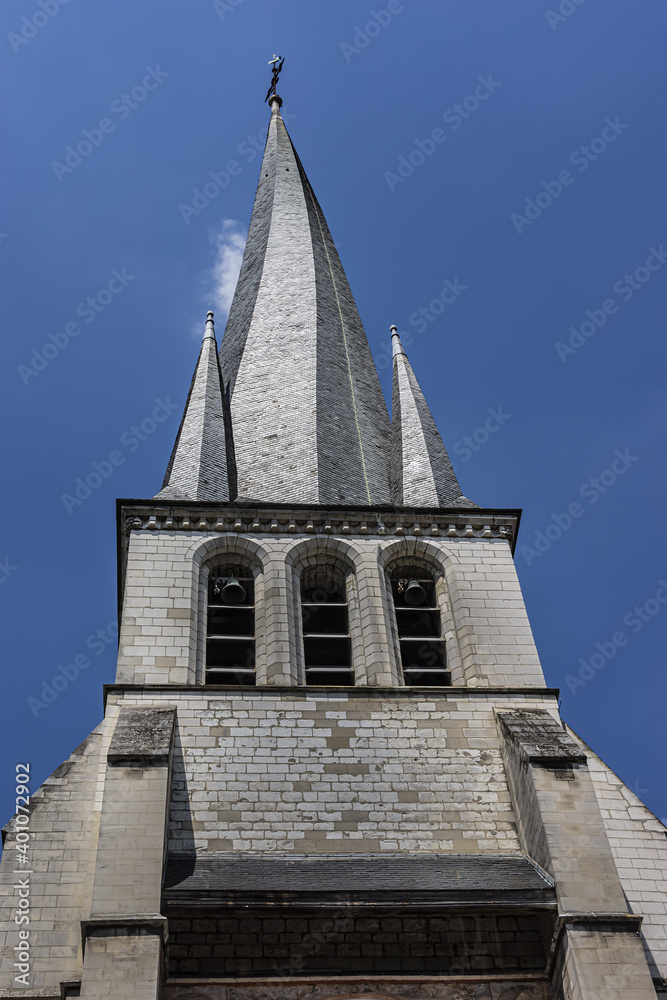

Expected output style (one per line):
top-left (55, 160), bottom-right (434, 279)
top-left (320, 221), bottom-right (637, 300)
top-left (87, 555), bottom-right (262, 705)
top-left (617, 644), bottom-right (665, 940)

top-left (1, 0), bottom-right (665, 828)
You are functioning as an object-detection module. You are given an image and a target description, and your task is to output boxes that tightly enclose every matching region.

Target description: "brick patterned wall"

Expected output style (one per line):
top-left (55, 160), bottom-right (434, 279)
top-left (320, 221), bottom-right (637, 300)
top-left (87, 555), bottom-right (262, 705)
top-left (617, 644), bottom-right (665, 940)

top-left (104, 690), bottom-right (560, 855)
top-left (167, 909), bottom-right (548, 977)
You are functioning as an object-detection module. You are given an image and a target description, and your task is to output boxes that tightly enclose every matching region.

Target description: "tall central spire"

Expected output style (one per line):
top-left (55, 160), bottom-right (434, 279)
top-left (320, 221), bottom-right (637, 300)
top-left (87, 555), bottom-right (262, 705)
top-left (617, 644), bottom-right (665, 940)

top-left (218, 93), bottom-right (392, 506)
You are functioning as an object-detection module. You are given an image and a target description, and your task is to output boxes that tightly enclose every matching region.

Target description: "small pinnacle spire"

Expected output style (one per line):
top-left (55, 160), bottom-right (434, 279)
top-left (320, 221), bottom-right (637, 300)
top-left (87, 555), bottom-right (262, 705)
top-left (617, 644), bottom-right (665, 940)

top-left (391, 336), bottom-right (477, 508)
top-left (155, 311), bottom-right (233, 502)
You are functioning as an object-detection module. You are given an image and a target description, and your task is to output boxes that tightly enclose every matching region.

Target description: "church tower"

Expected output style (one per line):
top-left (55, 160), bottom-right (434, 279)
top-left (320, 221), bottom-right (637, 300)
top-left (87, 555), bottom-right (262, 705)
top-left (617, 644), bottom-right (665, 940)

top-left (1, 83), bottom-right (666, 1000)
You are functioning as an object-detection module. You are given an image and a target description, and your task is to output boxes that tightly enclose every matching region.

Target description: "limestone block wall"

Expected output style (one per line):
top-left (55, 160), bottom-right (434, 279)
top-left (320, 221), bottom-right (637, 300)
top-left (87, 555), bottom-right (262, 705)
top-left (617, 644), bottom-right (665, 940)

top-left (116, 525), bottom-right (546, 689)
top-left (0, 723), bottom-right (110, 990)
top-left (107, 689), bottom-right (559, 855)
top-left (578, 730), bottom-right (667, 984)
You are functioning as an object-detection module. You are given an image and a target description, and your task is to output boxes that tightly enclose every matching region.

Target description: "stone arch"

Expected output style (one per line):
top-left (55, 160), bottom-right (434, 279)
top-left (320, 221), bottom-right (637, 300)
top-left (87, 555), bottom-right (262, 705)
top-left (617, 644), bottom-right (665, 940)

top-left (379, 538), bottom-right (465, 685)
top-left (285, 536), bottom-right (367, 685)
top-left (189, 534), bottom-right (271, 685)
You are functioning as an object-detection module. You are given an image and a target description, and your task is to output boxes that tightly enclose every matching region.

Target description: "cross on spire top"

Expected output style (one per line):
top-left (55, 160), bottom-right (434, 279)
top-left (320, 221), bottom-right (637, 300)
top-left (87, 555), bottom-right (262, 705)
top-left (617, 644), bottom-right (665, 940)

top-left (265, 54), bottom-right (285, 103)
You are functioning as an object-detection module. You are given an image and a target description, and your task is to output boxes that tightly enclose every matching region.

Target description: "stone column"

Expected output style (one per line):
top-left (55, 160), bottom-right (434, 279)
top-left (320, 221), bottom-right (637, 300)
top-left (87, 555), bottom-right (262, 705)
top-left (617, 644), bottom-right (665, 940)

top-left (498, 709), bottom-right (655, 1000)
top-left (79, 708), bottom-right (175, 1000)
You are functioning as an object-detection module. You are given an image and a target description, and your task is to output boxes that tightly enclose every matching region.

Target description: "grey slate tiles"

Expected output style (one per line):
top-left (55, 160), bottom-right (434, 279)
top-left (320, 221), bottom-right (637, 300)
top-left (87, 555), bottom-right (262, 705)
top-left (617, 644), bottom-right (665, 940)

top-left (391, 330), bottom-right (477, 508)
top-left (219, 98), bottom-right (392, 505)
top-left (161, 100), bottom-right (473, 510)
top-left (156, 312), bottom-right (232, 502)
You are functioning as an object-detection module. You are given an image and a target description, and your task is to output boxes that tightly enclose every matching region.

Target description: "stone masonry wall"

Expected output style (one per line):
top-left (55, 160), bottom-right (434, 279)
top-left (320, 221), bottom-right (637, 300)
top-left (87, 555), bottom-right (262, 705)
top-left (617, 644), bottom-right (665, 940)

top-left (580, 730), bottom-right (667, 983)
top-left (116, 528), bottom-right (546, 689)
top-left (108, 689), bottom-right (559, 855)
top-left (0, 722), bottom-right (110, 990)
top-left (167, 909), bottom-right (548, 978)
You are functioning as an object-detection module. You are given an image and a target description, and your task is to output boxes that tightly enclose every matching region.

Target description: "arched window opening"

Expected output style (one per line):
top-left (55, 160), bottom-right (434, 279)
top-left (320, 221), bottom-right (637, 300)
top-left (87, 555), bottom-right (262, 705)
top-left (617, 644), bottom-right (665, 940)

top-left (301, 564), bottom-right (353, 686)
top-left (390, 566), bottom-right (450, 687)
top-left (206, 563), bottom-right (255, 685)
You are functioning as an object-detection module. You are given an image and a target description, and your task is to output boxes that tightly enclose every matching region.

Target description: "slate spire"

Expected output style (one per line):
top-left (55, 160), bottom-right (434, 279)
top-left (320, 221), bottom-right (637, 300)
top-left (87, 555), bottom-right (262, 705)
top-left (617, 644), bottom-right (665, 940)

top-left (218, 94), bottom-right (392, 505)
top-left (391, 328), bottom-right (477, 508)
top-left (156, 312), bottom-right (233, 502)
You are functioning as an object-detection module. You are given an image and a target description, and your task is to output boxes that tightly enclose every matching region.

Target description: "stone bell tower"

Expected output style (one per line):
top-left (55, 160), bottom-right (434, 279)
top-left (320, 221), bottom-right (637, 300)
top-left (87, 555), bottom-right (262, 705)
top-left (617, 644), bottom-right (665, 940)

top-left (1, 86), bottom-right (666, 1000)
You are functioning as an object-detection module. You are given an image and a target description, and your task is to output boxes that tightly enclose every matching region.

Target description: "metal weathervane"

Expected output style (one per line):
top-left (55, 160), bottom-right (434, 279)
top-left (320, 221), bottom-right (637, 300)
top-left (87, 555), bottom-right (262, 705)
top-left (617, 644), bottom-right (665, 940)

top-left (265, 54), bottom-right (285, 102)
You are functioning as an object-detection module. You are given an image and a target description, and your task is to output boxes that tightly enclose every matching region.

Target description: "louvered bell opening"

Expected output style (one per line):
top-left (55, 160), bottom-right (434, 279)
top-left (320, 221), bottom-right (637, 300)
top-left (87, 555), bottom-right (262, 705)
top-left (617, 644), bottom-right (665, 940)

top-left (206, 570), bottom-right (256, 686)
top-left (301, 564), bottom-right (354, 686)
top-left (392, 574), bottom-right (450, 687)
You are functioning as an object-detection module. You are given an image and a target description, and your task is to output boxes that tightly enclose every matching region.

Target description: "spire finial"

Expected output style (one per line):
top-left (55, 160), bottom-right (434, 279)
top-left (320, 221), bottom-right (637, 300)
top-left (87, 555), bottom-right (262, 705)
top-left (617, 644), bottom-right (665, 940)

top-left (390, 325), bottom-right (405, 357)
top-left (204, 310), bottom-right (216, 341)
top-left (265, 54), bottom-right (285, 105)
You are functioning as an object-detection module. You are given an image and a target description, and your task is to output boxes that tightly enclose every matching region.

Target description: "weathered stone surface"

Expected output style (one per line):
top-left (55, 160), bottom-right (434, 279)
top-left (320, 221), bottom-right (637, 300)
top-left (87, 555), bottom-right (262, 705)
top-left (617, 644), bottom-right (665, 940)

top-left (107, 707), bottom-right (175, 764)
top-left (497, 710), bottom-right (587, 766)
top-left (162, 980), bottom-right (553, 1000)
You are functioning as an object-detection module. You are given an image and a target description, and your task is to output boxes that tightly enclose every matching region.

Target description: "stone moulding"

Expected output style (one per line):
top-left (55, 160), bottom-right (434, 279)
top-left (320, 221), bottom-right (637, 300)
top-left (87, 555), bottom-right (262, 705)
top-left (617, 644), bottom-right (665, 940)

top-left (161, 977), bottom-right (552, 1000)
top-left (118, 502), bottom-right (520, 545)
top-left (103, 685), bottom-right (561, 708)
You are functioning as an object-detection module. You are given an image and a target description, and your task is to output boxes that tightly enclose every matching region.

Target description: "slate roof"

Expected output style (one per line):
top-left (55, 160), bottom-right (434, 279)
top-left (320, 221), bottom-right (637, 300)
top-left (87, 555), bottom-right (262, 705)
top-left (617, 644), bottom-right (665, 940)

top-left (155, 312), bottom-right (232, 502)
top-left (163, 852), bottom-right (555, 908)
top-left (159, 102), bottom-right (478, 511)
top-left (218, 97), bottom-right (393, 506)
top-left (391, 331), bottom-right (477, 508)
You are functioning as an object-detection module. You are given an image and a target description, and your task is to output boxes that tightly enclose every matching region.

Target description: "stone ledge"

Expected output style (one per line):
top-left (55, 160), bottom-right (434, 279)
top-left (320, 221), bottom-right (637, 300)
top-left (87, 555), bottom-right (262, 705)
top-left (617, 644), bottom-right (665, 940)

top-left (0, 991), bottom-right (61, 999)
top-left (0, 986), bottom-right (80, 1000)
top-left (545, 911), bottom-right (643, 975)
top-left (107, 707), bottom-right (176, 764)
top-left (81, 914), bottom-right (168, 945)
top-left (162, 975), bottom-right (552, 1000)
top-left (104, 684), bottom-right (559, 709)
top-left (497, 709), bottom-right (587, 766)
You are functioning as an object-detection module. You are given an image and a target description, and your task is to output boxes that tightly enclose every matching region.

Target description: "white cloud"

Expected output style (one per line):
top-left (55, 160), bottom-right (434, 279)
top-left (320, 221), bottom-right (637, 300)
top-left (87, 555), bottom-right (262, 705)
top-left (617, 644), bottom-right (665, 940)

top-left (208, 218), bottom-right (247, 320)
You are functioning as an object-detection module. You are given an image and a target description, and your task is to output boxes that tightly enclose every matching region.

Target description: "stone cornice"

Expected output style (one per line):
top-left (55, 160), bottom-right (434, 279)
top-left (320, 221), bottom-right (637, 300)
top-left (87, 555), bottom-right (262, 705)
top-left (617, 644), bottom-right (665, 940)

top-left (117, 499), bottom-right (520, 544)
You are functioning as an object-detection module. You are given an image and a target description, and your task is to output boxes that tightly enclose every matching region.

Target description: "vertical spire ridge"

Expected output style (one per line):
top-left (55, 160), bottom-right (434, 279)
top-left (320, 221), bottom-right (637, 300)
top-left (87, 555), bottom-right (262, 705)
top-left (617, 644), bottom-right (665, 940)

top-left (391, 327), bottom-right (477, 508)
top-left (218, 96), bottom-right (391, 505)
top-left (155, 311), bottom-right (233, 502)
